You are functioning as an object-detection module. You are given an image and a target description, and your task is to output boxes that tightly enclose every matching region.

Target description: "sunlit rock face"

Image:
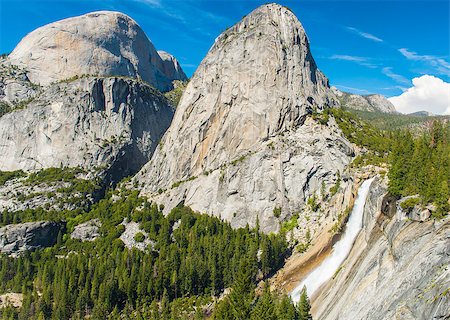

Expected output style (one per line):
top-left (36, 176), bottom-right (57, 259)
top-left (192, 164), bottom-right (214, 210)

top-left (0, 76), bottom-right (174, 184)
top-left (8, 11), bottom-right (185, 91)
top-left (136, 3), bottom-right (351, 233)
top-left (313, 177), bottom-right (450, 320)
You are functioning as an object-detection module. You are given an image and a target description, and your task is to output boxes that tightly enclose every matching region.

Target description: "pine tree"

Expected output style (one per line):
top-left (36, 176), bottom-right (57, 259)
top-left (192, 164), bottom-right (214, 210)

top-left (228, 259), bottom-right (254, 319)
top-left (250, 283), bottom-right (276, 320)
top-left (297, 287), bottom-right (312, 320)
top-left (276, 295), bottom-right (298, 320)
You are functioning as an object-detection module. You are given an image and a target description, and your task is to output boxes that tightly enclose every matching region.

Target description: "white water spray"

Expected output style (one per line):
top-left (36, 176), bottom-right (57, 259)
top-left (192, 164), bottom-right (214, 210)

top-left (291, 178), bottom-right (375, 302)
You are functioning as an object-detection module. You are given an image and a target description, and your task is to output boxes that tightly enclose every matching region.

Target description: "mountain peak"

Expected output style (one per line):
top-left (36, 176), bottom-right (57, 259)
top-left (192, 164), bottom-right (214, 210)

top-left (136, 3), bottom-right (345, 232)
top-left (8, 11), bottom-right (185, 91)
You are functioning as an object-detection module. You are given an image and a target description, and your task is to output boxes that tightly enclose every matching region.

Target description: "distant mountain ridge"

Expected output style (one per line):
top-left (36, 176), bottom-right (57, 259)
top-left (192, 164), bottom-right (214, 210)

top-left (332, 87), bottom-right (397, 114)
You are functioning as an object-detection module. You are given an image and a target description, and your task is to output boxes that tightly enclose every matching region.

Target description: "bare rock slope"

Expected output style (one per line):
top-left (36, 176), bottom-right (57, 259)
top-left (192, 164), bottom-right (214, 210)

top-left (136, 4), bottom-right (352, 232)
top-left (8, 11), bottom-right (186, 91)
top-left (313, 177), bottom-right (450, 320)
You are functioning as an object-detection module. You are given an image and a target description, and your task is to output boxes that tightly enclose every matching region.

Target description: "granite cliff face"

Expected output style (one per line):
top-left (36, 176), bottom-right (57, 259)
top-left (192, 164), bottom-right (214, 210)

top-left (0, 221), bottom-right (64, 257)
top-left (332, 87), bottom-right (397, 113)
top-left (8, 11), bottom-right (186, 91)
top-left (136, 4), bottom-right (351, 232)
top-left (0, 76), bottom-right (174, 183)
top-left (312, 177), bottom-right (450, 320)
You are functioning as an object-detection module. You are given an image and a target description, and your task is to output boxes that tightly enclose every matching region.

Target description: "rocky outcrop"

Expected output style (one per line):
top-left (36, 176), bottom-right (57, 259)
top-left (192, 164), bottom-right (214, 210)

top-left (313, 177), bottom-right (450, 320)
top-left (0, 60), bottom-right (41, 109)
top-left (332, 87), bottom-right (397, 113)
top-left (157, 51), bottom-right (188, 83)
top-left (8, 11), bottom-right (185, 91)
top-left (0, 76), bottom-right (174, 183)
top-left (119, 220), bottom-right (154, 251)
top-left (0, 221), bottom-right (64, 256)
top-left (71, 219), bottom-right (101, 241)
top-left (136, 4), bottom-right (350, 232)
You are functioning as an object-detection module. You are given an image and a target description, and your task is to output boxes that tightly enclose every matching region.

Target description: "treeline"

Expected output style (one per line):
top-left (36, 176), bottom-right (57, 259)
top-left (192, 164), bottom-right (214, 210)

top-left (0, 190), bottom-right (289, 319)
top-left (388, 121), bottom-right (449, 216)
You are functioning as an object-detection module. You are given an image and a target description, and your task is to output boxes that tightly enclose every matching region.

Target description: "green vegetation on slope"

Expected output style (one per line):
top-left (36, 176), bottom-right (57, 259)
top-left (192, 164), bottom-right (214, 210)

top-left (346, 108), bottom-right (449, 131)
top-left (0, 190), bottom-right (289, 319)
top-left (388, 121), bottom-right (449, 217)
top-left (329, 107), bottom-right (449, 217)
top-left (0, 167), bottom-right (101, 226)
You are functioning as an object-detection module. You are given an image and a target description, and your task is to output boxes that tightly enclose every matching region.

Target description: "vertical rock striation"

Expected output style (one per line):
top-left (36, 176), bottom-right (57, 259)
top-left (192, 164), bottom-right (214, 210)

top-left (313, 177), bottom-right (450, 320)
top-left (136, 4), bottom-right (351, 232)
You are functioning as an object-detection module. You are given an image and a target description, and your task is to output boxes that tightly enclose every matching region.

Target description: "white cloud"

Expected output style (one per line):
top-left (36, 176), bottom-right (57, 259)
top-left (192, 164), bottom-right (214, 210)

top-left (399, 48), bottom-right (450, 76)
top-left (388, 75), bottom-right (450, 115)
top-left (346, 27), bottom-right (383, 42)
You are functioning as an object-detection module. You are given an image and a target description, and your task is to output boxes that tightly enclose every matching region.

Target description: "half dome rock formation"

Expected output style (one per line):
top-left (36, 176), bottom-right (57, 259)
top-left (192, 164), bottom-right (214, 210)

top-left (0, 75), bottom-right (174, 183)
top-left (8, 11), bottom-right (185, 91)
top-left (136, 4), bottom-right (352, 232)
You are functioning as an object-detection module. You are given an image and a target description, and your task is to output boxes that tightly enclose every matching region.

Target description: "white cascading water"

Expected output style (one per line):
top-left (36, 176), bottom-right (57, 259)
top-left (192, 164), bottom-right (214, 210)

top-left (291, 177), bottom-right (375, 302)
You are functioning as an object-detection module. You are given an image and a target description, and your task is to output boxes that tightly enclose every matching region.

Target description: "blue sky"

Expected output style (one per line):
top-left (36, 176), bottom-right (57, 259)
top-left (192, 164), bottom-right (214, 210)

top-left (1, 0), bottom-right (449, 101)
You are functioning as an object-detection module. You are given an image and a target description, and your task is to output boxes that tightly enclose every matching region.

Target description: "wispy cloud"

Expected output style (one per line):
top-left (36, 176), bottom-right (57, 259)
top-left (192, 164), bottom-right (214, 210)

top-left (382, 67), bottom-right (410, 85)
top-left (330, 54), bottom-right (377, 68)
top-left (334, 85), bottom-right (371, 95)
top-left (346, 26), bottom-right (383, 42)
top-left (399, 48), bottom-right (450, 76)
top-left (132, 0), bottom-right (161, 7)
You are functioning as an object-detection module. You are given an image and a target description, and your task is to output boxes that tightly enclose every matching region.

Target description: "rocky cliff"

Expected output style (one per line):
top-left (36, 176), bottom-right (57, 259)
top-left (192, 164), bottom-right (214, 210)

top-left (136, 4), bottom-right (352, 232)
top-left (8, 11), bottom-right (186, 91)
top-left (332, 87), bottom-right (397, 113)
top-left (0, 75), bottom-right (174, 183)
top-left (0, 221), bottom-right (64, 257)
top-left (312, 177), bottom-right (450, 320)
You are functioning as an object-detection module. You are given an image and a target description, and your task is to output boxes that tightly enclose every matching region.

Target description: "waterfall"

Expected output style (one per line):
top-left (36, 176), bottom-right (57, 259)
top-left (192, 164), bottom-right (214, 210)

top-left (291, 177), bottom-right (375, 302)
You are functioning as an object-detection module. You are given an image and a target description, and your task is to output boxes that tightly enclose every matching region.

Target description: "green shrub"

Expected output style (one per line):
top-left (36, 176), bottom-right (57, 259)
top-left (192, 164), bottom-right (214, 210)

top-left (280, 213), bottom-right (299, 233)
top-left (0, 170), bottom-right (27, 186)
top-left (400, 197), bottom-right (420, 211)
top-left (307, 194), bottom-right (320, 212)
top-left (273, 206), bottom-right (282, 218)
top-left (134, 232), bottom-right (145, 242)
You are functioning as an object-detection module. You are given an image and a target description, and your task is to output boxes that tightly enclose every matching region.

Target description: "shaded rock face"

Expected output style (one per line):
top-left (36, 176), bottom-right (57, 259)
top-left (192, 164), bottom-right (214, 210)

top-left (8, 11), bottom-right (185, 91)
top-left (0, 76), bottom-right (174, 184)
top-left (157, 51), bottom-right (188, 83)
top-left (0, 221), bottom-right (63, 256)
top-left (332, 87), bottom-right (397, 113)
top-left (136, 4), bottom-right (350, 232)
top-left (313, 177), bottom-right (450, 320)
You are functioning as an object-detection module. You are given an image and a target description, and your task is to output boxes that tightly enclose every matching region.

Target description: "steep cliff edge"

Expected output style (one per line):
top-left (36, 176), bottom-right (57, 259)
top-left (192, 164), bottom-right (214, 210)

top-left (136, 3), bottom-right (352, 232)
top-left (0, 76), bottom-right (174, 184)
top-left (313, 177), bottom-right (450, 320)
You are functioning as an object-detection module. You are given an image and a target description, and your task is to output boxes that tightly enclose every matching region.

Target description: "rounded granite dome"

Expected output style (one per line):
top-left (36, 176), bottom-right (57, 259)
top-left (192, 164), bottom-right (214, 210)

top-left (8, 11), bottom-right (183, 91)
